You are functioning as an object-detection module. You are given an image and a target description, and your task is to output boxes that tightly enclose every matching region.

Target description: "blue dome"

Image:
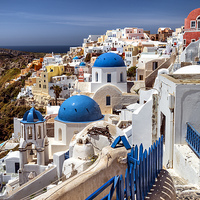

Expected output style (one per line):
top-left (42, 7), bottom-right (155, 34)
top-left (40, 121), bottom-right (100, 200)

top-left (73, 56), bottom-right (79, 60)
top-left (21, 107), bottom-right (45, 124)
top-left (79, 62), bottom-right (86, 66)
top-left (56, 95), bottom-right (103, 123)
top-left (93, 53), bottom-right (125, 68)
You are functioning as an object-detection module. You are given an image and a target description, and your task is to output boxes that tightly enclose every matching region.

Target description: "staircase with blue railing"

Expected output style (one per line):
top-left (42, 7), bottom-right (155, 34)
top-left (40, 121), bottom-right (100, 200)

top-left (86, 135), bottom-right (163, 200)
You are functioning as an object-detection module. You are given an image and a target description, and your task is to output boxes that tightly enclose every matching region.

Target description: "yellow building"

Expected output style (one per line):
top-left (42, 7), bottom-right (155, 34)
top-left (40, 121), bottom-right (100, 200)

top-left (32, 65), bottom-right (65, 104)
top-left (46, 65), bottom-right (64, 82)
top-left (123, 44), bottom-right (138, 56)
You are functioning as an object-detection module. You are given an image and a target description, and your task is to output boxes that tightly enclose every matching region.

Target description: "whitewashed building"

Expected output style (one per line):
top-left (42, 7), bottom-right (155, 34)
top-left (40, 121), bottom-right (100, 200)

top-left (132, 66), bottom-right (200, 185)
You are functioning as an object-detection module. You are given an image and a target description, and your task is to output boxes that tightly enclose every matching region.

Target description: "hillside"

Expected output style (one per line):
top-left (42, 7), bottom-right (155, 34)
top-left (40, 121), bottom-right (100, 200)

top-left (0, 48), bottom-right (45, 141)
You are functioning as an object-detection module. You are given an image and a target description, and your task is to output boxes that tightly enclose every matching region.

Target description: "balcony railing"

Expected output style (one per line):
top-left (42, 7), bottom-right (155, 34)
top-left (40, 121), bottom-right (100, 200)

top-left (184, 28), bottom-right (200, 32)
top-left (186, 122), bottom-right (200, 158)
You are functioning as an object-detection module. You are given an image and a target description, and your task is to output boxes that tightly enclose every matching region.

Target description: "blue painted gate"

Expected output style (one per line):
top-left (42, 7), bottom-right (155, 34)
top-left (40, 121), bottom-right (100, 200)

top-left (86, 136), bottom-right (163, 200)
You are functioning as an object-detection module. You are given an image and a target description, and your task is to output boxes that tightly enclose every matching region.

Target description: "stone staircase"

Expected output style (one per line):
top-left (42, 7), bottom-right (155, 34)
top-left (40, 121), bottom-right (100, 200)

top-left (168, 169), bottom-right (200, 200)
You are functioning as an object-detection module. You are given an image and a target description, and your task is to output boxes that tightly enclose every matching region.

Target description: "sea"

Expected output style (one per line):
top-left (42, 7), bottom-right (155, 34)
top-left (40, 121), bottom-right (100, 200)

top-left (0, 45), bottom-right (78, 53)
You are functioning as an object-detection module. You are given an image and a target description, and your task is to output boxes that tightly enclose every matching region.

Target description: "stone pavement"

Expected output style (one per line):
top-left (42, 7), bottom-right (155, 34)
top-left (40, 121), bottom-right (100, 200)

top-left (168, 169), bottom-right (200, 200)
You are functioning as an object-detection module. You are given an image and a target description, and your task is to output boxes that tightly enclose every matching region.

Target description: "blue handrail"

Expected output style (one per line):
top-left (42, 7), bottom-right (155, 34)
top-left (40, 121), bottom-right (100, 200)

top-left (86, 136), bottom-right (163, 200)
top-left (186, 122), bottom-right (200, 158)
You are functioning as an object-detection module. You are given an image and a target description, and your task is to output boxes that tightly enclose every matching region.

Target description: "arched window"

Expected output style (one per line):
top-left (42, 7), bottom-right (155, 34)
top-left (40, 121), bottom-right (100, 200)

top-left (28, 126), bottom-right (32, 139)
top-left (95, 72), bottom-right (98, 82)
top-left (58, 128), bottom-right (62, 141)
top-left (38, 126), bottom-right (41, 139)
top-left (106, 96), bottom-right (111, 106)
top-left (197, 16), bottom-right (200, 30)
top-left (120, 72), bottom-right (123, 82)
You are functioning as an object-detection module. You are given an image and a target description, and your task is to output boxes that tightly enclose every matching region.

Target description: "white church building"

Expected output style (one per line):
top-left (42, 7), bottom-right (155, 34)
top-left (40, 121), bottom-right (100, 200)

top-left (50, 95), bottom-right (104, 156)
top-left (76, 52), bottom-right (138, 114)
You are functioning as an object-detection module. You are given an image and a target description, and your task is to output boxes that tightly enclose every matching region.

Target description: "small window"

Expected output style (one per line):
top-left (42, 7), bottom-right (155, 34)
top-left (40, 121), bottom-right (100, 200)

top-left (44, 75), bottom-right (46, 78)
top-left (191, 21), bottom-right (196, 28)
top-left (39, 84), bottom-right (41, 88)
top-left (153, 62), bottom-right (158, 70)
top-left (191, 39), bottom-right (196, 42)
top-left (96, 72), bottom-right (98, 82)
top-left (38, 126), bottom-right (41, 139)
top-left (58, 128), bottom-right (62, 141)
top-left (107, 74), bottom-right (111, 83)
top-left (120, 72), bottom-right (123, 82)
top-left (43, 85), bottom-right (46, 89)
top-left (44, 80), bottom-right (46, 82)
top-left (106, 96), bottom-right (111, 106)
top-left (28, 127), bottom-right (32, 139)
top-left (50, 69), bottom-right (53, 72)
top-left (183, 39), bottom-right (186, 45)
top-left (139, 75), bottom-right (143, 80)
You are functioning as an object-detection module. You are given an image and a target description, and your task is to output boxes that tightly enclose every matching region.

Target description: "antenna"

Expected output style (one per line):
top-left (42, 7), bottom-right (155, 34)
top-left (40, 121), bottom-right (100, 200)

top-left (31, 102), bottom-right (35, 108)
top-left (77, 89), bottom-right (81, 94)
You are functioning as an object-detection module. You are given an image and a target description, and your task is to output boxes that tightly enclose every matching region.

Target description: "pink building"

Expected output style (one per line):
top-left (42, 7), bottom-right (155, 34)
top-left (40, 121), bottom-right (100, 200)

top-left (124, 28), bottom-right (145, 40)
top-left (183, 8), bottom-right (200, 47)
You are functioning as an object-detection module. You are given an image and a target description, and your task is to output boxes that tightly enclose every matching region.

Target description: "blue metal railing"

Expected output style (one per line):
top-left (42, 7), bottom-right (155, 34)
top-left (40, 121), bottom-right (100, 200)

top-left (186, 122), bottom-right (200, 158)
top-left (86, 136), bottom-right (163, 200)
top-left (85, 175), bottom-right (124, 200)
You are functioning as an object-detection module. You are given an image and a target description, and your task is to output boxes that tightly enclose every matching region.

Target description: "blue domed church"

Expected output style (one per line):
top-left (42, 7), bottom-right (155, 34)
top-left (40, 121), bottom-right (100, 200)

top-left (19, 107), bottom-right (49, 185)
top-left (51, 95), bottom-right (104, 155)
top-left (91, 53), bottom-right (127, 93)
top-left (76, 52), bottom-right (138, 114)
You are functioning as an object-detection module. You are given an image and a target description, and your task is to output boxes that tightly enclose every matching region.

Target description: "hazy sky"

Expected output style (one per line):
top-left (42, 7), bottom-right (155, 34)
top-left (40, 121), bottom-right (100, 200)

top-left (0, 0), bottom-right (198, 46)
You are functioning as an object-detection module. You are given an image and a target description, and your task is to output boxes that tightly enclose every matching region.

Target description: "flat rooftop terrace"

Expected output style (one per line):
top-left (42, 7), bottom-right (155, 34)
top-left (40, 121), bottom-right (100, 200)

top-left (161, 74), bottom-right (200, 84)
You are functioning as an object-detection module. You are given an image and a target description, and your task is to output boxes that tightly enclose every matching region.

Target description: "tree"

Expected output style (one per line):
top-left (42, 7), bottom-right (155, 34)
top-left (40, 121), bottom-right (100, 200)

top-left (53, 85), bottom-right (62, 105)
top-left (127, 66), bottom-right (137, 78)
top-left (84, 53), bottom-right (91, 62)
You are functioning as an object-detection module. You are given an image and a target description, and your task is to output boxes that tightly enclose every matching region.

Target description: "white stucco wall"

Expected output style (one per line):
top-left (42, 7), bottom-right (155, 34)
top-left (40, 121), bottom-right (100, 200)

top-left (5, 151), bottom-right (20, 174)
top-left (132, 97), bottom-right (153, 149)
top-left (91, 67), bottom-right (127, 93)
top-left (53, 151), bottom-right (65, 178)
top-left (156, 74), bottom-right (200, 168)
top-left (174, 144), bottom-right (200, 185)
top-left (54, 120), bottom-right (89, 146)
top-left (155, 75), bottom-right (176, 168)
top-left (14, 118), bottom-right (22, 139)
top-left (139, 89), bottom-right (154, 104)
top-left (174, 84), bottom-right (200, 142)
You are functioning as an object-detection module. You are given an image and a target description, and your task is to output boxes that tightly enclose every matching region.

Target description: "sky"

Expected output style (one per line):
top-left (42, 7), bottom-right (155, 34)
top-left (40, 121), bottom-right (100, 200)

top-left (0, 0), bottom-right (199, 46)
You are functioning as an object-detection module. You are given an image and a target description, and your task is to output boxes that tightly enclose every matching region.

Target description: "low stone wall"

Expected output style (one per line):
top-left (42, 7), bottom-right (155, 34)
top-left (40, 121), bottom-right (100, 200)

top-left (34, 146), bottom-right (128, 200)
top-left (4, 166), bottom-right (57, 200)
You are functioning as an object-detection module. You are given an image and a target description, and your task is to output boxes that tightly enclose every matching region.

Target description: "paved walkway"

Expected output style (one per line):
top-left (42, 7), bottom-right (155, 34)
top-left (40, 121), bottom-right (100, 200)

top-left (168, 169), bottom-right (200, 200)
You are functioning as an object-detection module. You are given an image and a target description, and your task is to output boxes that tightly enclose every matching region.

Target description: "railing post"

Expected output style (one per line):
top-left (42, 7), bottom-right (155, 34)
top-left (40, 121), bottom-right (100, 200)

top-left (135, 160), bottom-right (140, 200)
top-left (143, 150), bottom-right (148, 197)
top-left (125, 168), bottom-right (130, 199)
